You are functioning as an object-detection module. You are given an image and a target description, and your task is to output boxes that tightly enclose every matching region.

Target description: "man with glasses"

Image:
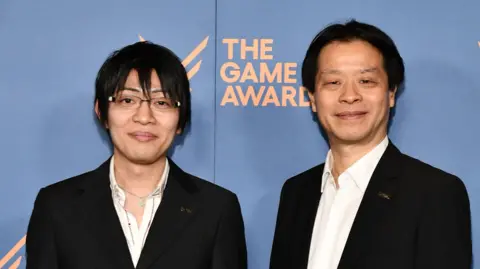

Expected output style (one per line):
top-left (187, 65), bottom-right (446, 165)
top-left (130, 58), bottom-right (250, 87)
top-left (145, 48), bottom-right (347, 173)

top-left (26, 41), bottom-right (247, 269)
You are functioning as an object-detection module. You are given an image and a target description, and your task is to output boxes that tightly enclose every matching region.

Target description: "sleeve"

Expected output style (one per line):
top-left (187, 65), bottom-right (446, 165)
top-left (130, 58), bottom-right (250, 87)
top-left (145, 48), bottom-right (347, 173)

top-left (269, 181), bottom-right (292, 269)
top-left (211, 193), bottom-right (248, 269)
top-left (415, 176), bottom-right (472, 269)
top-left (25, 188), bottom-right (59, 269)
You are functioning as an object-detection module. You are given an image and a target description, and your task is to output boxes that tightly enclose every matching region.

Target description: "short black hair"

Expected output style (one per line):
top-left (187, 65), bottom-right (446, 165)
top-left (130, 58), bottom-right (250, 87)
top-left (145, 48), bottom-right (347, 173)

top-left (302, 19), bottom-right (405, 94)
top-left (95, 41), bottom-right (191, 133)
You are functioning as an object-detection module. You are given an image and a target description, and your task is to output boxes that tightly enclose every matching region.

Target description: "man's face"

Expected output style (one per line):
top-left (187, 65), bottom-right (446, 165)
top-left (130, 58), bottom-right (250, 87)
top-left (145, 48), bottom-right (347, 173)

top-left (309, 40), bottom-right (396, 146)
top-left (99, 69), bottom-right (180, 165)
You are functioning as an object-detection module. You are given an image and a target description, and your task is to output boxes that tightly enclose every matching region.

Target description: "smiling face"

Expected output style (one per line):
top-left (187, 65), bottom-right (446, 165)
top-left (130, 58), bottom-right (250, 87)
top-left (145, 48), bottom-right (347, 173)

top-left (99, 69), bottom-right (181, 165)
top-left (309, 40), bottom-right (396, 147)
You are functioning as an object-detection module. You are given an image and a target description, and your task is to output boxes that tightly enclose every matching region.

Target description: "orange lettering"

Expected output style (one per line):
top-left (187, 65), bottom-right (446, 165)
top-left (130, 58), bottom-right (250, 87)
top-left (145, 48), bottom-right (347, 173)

top-left (240, 39), bottom-right (259, 60)
top-left (220, 62), bottom-right (240, 83)
top-left (284, 62), bottom-right (297, 83)
top-left (259, 62), bottom-right (282, 83)
top-left (236, 85), bottom-right (265, 106)
top-left (262, 86), bottom-right (280, 106)
top-left (282, 86), bottom-right (297, 107)
top-left (299, 86), bottom-right (310, 107)
top-left (260, 39), bottom-right (274, 60)
top-left (223, 39), bottom-right (239, 60)
top-left (239, 63), bottom-right (258, 83)
top-left (220, 85), bottom-right (239, 106)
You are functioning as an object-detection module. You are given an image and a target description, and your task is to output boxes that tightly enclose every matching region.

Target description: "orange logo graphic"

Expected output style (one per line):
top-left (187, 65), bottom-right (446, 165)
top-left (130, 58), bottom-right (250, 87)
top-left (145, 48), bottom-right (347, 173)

top-left (0, 235), bottom-right (25, 269)
top-left (0, 35), bottom-right (209, 268)
top-left (139, 34), bottom-right (209, 90)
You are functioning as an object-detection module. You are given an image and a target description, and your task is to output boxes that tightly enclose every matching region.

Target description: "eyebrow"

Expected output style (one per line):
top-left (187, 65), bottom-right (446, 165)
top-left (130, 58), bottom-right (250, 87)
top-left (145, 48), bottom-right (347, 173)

top-left (121, 87), bottom-right (141, 93)
top-left (319, 69), bottom-right (342, 75)
top-left (121, 87), bottom-right (164, 93)
top-left (359, 67), bottom-right (379, 74)
top-left (319, 67), bottom-right (380, 75)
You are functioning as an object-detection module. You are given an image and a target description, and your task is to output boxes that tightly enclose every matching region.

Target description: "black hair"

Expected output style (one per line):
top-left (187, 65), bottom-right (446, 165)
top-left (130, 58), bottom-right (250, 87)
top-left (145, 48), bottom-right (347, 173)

top-left (302, 19), bottom-right (405, 94)
top-left (95, 41), bottom-right (191, 133)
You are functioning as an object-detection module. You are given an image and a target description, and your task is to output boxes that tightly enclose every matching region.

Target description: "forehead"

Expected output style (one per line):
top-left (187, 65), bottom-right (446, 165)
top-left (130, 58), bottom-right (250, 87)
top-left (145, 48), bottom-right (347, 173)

top-left (118, 69), bottom-right (166, 97)
top-left (317, 40), bottom-right (384, 72)
top-left (124, 69), bottom-right (162, 87)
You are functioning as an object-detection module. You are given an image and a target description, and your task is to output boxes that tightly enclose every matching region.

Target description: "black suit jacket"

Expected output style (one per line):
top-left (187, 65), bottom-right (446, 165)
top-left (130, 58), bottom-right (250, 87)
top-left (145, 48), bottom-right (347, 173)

top-left (26, 158), bottom-right (247, 269)
top-left (270, 142), bottom-right (472, 269)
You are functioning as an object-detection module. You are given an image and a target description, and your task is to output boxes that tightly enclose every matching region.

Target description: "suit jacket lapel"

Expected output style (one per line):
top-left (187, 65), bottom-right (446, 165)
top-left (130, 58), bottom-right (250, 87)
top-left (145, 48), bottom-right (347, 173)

top-left (294, 165), bottom-right (324, 269)
top-left (136, 159), bottom-right (198, 269)
top-left (76, 158), bottom-right (134, 269)
top-left (338, 142), bottom-right (404, 269)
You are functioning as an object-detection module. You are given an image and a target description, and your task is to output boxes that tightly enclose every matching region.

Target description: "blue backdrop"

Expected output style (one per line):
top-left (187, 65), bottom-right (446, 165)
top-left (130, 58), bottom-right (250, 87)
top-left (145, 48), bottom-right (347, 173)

top-left (0, 0), bottom-right (478, 268)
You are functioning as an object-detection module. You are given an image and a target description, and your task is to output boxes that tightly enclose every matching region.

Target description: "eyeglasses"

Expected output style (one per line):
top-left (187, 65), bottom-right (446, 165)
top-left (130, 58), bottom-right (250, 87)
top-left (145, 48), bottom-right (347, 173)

top-left (108, 94), bottom-right (181, 112)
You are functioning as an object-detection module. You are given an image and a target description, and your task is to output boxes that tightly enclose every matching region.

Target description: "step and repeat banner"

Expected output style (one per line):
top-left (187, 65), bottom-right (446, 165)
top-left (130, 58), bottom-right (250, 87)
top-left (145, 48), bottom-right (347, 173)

top-left (0, 0), bottom-right (479, 268)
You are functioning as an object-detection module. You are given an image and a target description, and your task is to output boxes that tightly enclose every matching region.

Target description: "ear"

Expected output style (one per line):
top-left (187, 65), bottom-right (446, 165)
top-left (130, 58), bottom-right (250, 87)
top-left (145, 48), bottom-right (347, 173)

top-left (389, 87), bottom-right (397, 108)
top-left (95, 100), bottom-right (108, 129)
top-left (176, 128), bottom-right (182, 135)
top-left (307, 89), bottom-right (317, 113)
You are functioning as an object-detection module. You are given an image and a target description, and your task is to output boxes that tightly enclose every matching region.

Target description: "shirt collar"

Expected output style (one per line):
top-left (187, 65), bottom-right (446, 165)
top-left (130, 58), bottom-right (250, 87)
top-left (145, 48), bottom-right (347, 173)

top-left (321, 136), bottom-right (389, 193)
top-left (109, 155), bottom-right (170, 202)
top-left (321, 151), bottom-right (334, 192)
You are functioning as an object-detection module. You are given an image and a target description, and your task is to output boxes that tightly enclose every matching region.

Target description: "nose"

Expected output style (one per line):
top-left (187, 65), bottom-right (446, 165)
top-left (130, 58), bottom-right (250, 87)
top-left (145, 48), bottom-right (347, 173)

top-left (132, 101), bottom-right (155, 124)
top-left (339, 81), bottom-right (362, 104)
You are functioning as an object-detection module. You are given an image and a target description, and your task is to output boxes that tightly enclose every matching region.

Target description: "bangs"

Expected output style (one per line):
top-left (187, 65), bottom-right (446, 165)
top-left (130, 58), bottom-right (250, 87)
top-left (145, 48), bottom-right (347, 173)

top-left (95, 41), bottom-right (191, 132)
top-left (112, 61), bottom-right (182, 102)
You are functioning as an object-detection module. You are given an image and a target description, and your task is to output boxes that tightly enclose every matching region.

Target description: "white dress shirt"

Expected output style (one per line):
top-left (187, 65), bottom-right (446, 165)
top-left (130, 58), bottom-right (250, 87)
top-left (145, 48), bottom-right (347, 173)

top-left (307, 136), bottom-right (389, 269)
top-left (109, 156), bottom-right (169, 267)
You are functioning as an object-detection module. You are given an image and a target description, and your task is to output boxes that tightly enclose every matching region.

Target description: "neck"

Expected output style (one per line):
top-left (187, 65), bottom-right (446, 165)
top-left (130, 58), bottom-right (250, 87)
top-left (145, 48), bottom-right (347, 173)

top-left (329, 133), bottom-right (386, 179)
top-left (113, 152), bottom-right (167, 196)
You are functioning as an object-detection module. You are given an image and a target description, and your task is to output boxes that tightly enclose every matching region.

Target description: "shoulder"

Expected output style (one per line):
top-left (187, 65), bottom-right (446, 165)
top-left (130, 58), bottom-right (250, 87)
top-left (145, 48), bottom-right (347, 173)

top-left (176, 170), bottom-right (245, 224)
top-left (283, 164), bottom-right (324, 189)
top-left (400, 153), bottom-right (467, 192)
top-left (398, 153), bottom-right (471, 234)
top-left (396, 152), bottom-right (470, 207)
top-left (183, 171), bottom-right (239, 205)
top-left (170, 161), bottom-right (239, 207)
top-left (35, 167), bottom-right (99, 202)
top-left (29, 165), bottom-right (103, 219)
top-left (33, 158), bottom-right (111, 205)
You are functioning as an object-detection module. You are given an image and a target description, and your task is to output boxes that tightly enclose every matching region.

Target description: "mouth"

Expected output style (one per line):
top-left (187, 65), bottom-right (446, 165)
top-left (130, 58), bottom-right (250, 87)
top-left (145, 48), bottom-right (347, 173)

top-left (335, 111), bottom-right (368, 120)
top-left (129, 131), bottom-right (158, 142)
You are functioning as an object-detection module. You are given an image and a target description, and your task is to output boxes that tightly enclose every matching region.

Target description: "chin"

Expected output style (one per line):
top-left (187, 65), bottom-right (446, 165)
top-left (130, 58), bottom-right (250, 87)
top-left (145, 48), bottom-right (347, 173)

top-left (125, 153), bottom-right (164, 165)
top-left (331, 131), bottom-right (370, 145)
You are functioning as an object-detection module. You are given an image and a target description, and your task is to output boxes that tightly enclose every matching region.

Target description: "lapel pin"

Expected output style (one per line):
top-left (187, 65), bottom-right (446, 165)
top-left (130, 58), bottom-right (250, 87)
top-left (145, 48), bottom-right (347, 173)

top-left (378, 191), bottom-right (391, 200)
top-left (181, 206), bottom-right (192, 213)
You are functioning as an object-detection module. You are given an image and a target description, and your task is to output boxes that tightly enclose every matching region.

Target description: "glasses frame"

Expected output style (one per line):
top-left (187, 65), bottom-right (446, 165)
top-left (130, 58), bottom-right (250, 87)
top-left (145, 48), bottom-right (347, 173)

top-left (107, 95), bottom-right (181, 111)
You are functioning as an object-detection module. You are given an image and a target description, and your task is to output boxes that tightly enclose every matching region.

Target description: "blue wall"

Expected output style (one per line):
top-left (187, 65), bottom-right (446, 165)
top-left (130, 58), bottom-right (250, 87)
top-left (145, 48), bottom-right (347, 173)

top-left (0, 0), bottom-right (478, 268)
